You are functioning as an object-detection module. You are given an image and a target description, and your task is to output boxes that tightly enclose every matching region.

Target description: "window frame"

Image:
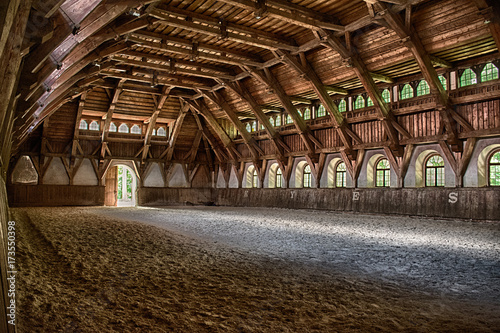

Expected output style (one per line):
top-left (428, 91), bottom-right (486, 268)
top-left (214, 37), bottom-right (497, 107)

top-left (303, 164), bottom-right (312, 188)
top-left (276, 168), bottom-right (283, 188)
top-left (488, 150), bottom-right (500, 186)
top-left (425, 154), bottom-right (445, 187)
top-left (375, 158), bottom-right (391, 187)
top-left (335, 162), bottom-right (347, 188)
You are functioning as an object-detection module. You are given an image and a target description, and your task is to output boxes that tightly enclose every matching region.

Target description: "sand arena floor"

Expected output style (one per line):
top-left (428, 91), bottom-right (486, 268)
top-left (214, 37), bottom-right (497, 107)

top-left (11, 206), bottom-right (500, 332)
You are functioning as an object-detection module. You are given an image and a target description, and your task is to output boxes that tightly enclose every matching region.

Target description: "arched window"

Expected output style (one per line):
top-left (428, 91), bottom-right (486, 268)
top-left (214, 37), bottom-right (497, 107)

top-left (366, 96), bottom-right (374, 107)
top-left (336, 162), bottom-right (347, 188)
top-left (303, 108), bottom-right (311, 120)
top-left (276, 168), bottom-right (283, 188)
top-left (438, 75), bottom-right (447, 90)
top-left (152, 128), bottom-right (156, 136)
top-left (400, 84), bottom-right (414, 100)
top-left (375, 158), bottom-right (390, 187)
top-left (246, 123), bottom-right (251, 132)
top-left (460, 68), bottom-right (477, 87)
top-left (481, 63), bottom-right (499, 82)
top-left (131, 124), bottom-right (141, 134)
top-left (251, 121), bottom-right (257, 132)
top-left (354, 95), bottom-right (365, 109)
top-left (275, 115), bottom-right (281, 126)
top-left (489, 150), bottom-right (500, 186)
top-left (109, 122), bottom-right (117, 132)
top-left (303, 164), bottom-right (312, 188)
top-left (382, 89), bottom-right (391, 103)
top-left (79, 120), bottom-right (88, 130)
top-left (269, 117), bottom-right (275, 127)
top-left (425, 155), bottom-right (445, 187)
top-left (157, 127), bottom-right (166, 137)
top-left (89, 121), bottom-right (99, 131)
top-left (316, 105), bottom-right (326, 117)
top-left (118, 123), bottom-right (129, 133)
top-left (286, 114), bottom-right (293, 124)
top-left (260, 123), bottom-right (265, 130)
top-left (338, 99), bottom-right (347, 112)
top-left (252, 169), bottom-right (258, 188)
top-left (416, 80), bottom-right (430, 96)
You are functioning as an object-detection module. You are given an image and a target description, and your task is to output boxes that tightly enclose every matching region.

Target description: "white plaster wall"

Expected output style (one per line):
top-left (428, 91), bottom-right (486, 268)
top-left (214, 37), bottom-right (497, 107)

top-left (358, 149), bottom-right (397, 188)
top-left (404, 143), bottom-right (456, 188)
top-left (264, 160), bottom-right (278, 188)
top-left (228, 167), bottom-right (239, 188)
top-left (321, 154), bottom-right (354, 188)
top-left (464, 138), bottom-right (500, 187)
top-left (143, 163), bottom-right (164, 187)
top-left (43, 158), bottom-right (69, 185)
top-left (216, 166), bottom-right (226, 188)
top-left (73, 159), bottom-right (98, 185)
top-left (168, 164), bottom-right (189, 187)
top-left (290, 157), bottom-right (305, 188)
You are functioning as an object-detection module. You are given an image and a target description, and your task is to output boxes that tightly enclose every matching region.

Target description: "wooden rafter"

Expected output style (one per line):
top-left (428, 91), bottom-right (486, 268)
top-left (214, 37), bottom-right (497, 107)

top-left (142, 86), bottom-right (171, 164)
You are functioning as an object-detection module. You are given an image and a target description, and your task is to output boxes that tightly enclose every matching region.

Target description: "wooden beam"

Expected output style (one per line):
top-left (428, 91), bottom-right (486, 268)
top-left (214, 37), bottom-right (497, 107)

top-left (164, 101), bottom-right (189, 161)
top-left (142, 86), bottom-right (171, 163)
top-left (150, 8), bottom-right (299, 52)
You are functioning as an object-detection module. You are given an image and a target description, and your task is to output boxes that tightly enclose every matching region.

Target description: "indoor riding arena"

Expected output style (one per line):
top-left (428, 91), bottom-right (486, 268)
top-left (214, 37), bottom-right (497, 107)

top-left (0, 0), bottom-right (499, 332)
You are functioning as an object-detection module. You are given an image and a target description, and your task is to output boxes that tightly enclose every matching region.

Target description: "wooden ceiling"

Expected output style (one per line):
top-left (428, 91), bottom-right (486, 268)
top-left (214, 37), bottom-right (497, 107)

top-left (11, 0), bottom-right (500, 162)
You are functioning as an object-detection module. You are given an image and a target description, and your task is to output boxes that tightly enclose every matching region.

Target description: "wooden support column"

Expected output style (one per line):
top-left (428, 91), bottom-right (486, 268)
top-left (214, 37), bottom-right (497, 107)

top-left (163, 101), bottom-right (189, 162)
top-left (377, 1), bottom-right (463, 151)
top-left (340, 148), bottom-right (365, 188)
top-left (142, 86), bottom-right (171, 164)
top-left (384, 144), bottom-right (414, 188)
top-left (70, 91), bottom-right (87, 166)
top-left (277, 156), bottom-right (295, 188)
top-left (101, 80), bottom-right (125, 159)
top-left (319, 32), bottom-right (406, 156)
top-left (223, 80), bottom-right (290, 160)
top-left (201, 90), bottom-right (262, 163)
top-left (439, 138), bottom-right (477, 187)
top-left (305, 153), bottom-right (326, 188)
top-left (248, 67), bottom-right (320, 159)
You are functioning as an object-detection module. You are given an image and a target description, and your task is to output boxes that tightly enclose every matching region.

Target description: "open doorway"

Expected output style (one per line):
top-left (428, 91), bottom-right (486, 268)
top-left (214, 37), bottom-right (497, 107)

top-left (104, 164), bottom-right (137, 207)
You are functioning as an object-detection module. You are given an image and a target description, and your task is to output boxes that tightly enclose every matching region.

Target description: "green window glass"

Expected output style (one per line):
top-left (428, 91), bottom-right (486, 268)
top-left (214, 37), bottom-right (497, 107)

top-left (367, 97), bottom-right (374, 107)
top-left (336, 162), bottom-right (347, 188)
top-left (400, 84), bottom-right (414, 100)
top-left (286, 114), bottom-right (293, 124)
top-left (416, 80), bottom-right (430, 96)
top-left (376, 159), bottom-right (390, 187)
top-left (425, 155), bottom-right (445, 187)
top-left (303, 164), bottom-right (312, 188)
top-left (276, 168), bottom-right (283, 188)
top-left (275, 115), bottom-right (281, 126)
top-left (316, 105), bottom-right (326, 118)
top-left (438, 75), bottom-right (447, 90)
top-left (481, 63), bottom-right (499, 82)
top-left (489, 151), bottom-right (500, 186)
top-left (460, 68), bottom-right (477, 87)
top-left (382, 89), bottom-right (391, 103)
top-left (303, 108), bottom-right (311, 120)
top-left (354, 95), bottom-right (365, 109)
top-left (338, 99), bottom-right (347, 112)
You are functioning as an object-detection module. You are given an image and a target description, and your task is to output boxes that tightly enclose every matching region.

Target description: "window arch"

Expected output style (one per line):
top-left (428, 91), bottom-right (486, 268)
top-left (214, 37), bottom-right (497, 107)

top-left (382, 89), bottom-right (391, 103)
top-left (131, 124), bottom-right (141, 134)
top-left (79, 120), bottom-right (88, 130)
top-left (303, 108), bottom-right (311, 120)
top-left (118, 123), bottom-right (129, 133)
top-left (269, 117), bottom-right (275, 127)
top-left (109, 122), bottom-right (117, 132)
top-left (336, 162), bottom-right (347, 188)
top-left (481, 63), bottom-right (499, 82)
top-left (303, 164), bottom-right (312, 188)
top-left (375, 158), bottom-right (390, 187)
top-left (425, 155), bottom-right (445, 187)
top-left (460, 68), bottom-right (477, 87)
top-left (157, 127), bottom-right (166, 137)
top-left (354, 95), bottom-right (365, 109)
top-left (489, 150), bottom-right (500, 186)
top-left (246, 123), bottom-right (251, 132)
top-left (316, 105), bottom-right (326, 117)
top-left (276, 168), bottom-right (283, 188)
top-left (416, 80), bottom-right (430, 96)
top-left (338, 99), bottom-right (347, 112)
top-left (286, 114), bottom-right (293, 124)
top-left (400, 84), bottom-right (414, 100)
top-left (275, 115), bottom-right (281, 126)
top-left (366, 96), bottom-right (374, 107)
top-left (89, 121), bottom-right (99, 131)
top-left (438, 75), bottom-right (447, 90)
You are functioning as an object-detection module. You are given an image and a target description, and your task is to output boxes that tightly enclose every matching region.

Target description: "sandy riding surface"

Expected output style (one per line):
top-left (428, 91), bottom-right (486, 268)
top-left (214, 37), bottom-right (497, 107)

top-left (12, 206), bottom-right (500, 332)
